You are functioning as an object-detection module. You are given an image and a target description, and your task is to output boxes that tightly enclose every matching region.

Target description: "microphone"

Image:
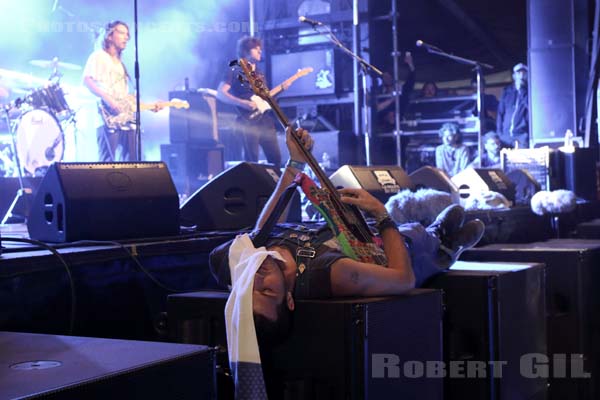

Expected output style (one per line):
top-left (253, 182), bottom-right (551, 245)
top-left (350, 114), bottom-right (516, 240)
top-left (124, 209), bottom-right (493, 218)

top-left (298, 16), bottom-right (323, 26)
top-left (416, 40), bottom-right (441, 51)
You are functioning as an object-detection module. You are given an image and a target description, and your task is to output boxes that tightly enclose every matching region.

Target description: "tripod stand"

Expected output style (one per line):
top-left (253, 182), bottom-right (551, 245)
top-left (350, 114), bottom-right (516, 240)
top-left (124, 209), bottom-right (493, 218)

top-left (1, 104), bottom-right (32, 225)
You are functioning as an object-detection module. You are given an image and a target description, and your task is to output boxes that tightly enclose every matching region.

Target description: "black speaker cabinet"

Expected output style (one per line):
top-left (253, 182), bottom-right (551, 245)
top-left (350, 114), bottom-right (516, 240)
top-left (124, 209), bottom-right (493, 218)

top-left (409, 165), bottom-right (460, 202)
top-left (527, 0), bottom-right (589, 145)
top-left (451, 168), bottom-right (516, 204)
top-left (180, 162), bottom-right (300, 231)
top-left (462, 240), bottom-right (600, 400)
top-left (169, 90), bottom-right (218, 145)
top-left (425, 261), bottom-right (547, 400)
top-left (27, 162), bottom-right (180, 242)
top-left (329, 165), bottom-right (414, 203)
top-left (161, 143), bottom-right (224, 196)
top-left (167, 290), bottom-right (444, 400)
top-left (0, 331), bottom-right (215, 400)
top-left (269, 290), bottom-right (444, 400)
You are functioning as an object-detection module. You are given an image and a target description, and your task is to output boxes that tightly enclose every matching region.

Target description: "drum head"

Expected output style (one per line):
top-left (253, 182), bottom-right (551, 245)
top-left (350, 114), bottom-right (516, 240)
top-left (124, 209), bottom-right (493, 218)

top-left (16, 109), bottom-right (64, 176)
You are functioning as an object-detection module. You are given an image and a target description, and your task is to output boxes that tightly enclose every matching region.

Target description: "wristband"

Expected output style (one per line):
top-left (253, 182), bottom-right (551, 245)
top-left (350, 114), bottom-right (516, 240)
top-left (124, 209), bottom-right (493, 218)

top-left (286, 159), bottom-right (306, 170)
top-left (376, 216), bottom-right (397, 232)
top-left (374, 210), bottom-right (391, 225)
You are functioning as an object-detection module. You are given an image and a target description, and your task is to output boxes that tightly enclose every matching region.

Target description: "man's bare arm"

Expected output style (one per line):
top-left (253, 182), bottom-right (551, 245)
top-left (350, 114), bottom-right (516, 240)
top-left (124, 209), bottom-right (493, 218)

top-left (254, 128), bottom-right (314, 231)
top-left (330, 187), bottom-right (415, 296)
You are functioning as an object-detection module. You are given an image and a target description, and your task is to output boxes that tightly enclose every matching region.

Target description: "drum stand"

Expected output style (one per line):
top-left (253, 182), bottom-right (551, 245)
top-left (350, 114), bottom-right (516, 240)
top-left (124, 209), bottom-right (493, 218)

top-left (1, 106), bottom-right (33, 225)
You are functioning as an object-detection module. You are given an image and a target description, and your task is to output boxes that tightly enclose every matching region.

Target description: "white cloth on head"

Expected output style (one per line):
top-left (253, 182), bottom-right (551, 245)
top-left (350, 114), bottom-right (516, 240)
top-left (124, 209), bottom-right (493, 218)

top-left (225, 233), bottom-right (284, 399)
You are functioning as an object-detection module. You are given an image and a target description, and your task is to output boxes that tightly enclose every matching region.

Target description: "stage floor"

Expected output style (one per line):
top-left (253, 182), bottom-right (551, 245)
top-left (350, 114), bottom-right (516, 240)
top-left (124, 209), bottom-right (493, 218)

top-left (0, 223), bottom-right (239, 341)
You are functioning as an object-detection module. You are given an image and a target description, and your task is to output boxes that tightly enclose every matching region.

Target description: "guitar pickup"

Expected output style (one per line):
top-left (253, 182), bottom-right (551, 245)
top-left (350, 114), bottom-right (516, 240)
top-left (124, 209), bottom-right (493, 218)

top-left (297, 247), bottom-right (316, 259)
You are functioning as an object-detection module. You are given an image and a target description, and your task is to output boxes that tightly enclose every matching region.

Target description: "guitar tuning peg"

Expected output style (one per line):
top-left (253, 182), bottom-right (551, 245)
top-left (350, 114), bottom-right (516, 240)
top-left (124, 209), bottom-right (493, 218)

top-left (228, 59), bottom-right (239, 67)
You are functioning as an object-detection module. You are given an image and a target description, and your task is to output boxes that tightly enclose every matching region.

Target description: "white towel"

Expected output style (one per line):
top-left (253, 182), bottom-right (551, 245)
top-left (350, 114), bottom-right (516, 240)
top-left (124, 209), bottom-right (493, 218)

top-left (225, 233), bottom-right (285, 399)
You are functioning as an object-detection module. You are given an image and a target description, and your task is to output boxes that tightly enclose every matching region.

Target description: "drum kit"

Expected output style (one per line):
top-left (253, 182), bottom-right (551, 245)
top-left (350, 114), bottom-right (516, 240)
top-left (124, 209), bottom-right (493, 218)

top-left (0, 57), bottom-right (81, 178)
top-left (1, 58), bottom-right (81, 223)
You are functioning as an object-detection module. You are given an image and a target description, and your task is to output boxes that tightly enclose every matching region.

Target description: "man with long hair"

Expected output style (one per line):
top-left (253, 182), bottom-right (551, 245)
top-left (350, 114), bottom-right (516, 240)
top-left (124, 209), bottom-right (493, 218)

top-left (83, 21), bottom-right (142, 161)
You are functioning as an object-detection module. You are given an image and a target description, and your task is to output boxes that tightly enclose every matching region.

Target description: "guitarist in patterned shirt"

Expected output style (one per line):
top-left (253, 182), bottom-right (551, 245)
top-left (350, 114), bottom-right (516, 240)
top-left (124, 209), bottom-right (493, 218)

top-left (217, 36), bottom-right (287, 167)
top-left (210, 127), bottom-right (485, 343)
top-left (83, 20), bottom-right (162, 162)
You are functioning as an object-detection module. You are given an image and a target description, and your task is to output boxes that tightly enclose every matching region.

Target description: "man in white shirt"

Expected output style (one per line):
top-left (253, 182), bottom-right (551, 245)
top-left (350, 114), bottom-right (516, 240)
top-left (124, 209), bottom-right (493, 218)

top-left (82, 21), bottom-right (135, 161)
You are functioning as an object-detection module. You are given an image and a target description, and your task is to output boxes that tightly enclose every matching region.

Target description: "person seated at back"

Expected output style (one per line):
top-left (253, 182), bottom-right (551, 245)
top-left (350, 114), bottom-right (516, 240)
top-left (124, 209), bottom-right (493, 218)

top-left (435, 122), bottom-right (470, 177)
top-left (469, 131), bottom-right (503, 169)
top-left (209, 127), bottom-right (485, 343)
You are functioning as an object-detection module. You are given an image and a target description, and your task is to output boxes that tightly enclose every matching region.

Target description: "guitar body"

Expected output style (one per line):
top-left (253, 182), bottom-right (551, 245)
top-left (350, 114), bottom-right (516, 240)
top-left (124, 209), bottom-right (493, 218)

top-left (297, 173), bottom-right (387, 265)
top-left (236, 95), bottom-right (271, 121)
top-left (99, 95), bottom-right (137, 130)
top-left (236, 67), bottom-right (313, 121)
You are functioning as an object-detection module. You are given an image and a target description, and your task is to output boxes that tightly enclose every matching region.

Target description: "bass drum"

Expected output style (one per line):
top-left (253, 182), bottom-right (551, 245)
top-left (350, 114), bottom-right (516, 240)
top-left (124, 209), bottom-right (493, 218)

top-left (16, 109), bottom-right (64, 176)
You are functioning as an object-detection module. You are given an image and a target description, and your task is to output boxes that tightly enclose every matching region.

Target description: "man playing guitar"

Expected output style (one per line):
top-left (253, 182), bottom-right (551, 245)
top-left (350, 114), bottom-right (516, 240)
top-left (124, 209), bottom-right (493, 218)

top-left (83, 20), bottom-right (163, 162)
top-left (217, 36), bottom-right (286, 167)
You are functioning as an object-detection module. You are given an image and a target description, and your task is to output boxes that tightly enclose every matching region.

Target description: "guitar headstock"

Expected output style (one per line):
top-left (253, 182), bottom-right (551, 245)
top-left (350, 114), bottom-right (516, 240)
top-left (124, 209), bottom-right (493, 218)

top-left (235, 58), bottom-right (272, 103)
top-left (297, 67), bottom-right (314, 78)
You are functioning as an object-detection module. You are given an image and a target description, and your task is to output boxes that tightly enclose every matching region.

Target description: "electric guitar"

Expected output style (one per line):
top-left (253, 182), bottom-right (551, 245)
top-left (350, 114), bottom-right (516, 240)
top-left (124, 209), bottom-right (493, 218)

top-left (100, 95), bottom-right (189, 130)
top-left (236, 58), bottom-right (386, 265)
top-left (240, 67), bottom-right (313, 121)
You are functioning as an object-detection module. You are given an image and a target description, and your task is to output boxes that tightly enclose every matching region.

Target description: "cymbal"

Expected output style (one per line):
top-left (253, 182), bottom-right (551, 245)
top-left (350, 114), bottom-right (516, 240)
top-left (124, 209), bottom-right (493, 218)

top-left (29, 57), bottom-right (82, 71)
top-left (0, 68), bottom-right (48, 90)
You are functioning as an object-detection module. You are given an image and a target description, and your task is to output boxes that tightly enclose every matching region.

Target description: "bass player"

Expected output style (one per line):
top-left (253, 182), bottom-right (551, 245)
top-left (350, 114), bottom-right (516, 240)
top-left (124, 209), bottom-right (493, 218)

top-left (217, 36), bottom-right (288, 167)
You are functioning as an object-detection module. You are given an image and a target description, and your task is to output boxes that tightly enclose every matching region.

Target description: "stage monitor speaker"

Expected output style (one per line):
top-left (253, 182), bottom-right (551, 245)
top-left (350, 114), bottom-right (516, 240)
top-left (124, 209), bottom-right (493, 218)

top-left (409, 166), bottom-right (459, 202)
top-left (1, 331), bottom-right (215, 400)
top-left (27, 162), bottom-right (180, 243)
top-left (180, 162), bottom-right (301, 231)
top-left (505, 168), bottom-right (541, 205)
top-left (451, 168), bottom-right (516, 204)
top-left (329, 165), bottom-right (414, 203)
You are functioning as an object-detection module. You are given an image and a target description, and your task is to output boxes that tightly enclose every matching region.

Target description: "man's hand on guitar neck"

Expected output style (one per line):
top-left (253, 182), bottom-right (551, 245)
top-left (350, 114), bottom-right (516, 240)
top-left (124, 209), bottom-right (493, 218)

top-left (149, 102), bottom-right (165, 112)
top-left (286, 127), bottom-right (314, 164)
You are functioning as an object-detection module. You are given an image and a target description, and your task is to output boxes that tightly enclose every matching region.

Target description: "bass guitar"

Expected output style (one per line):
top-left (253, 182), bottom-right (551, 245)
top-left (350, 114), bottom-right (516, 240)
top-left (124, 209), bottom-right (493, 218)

top-left (236, 58), bottom-right (386, 265)
top-left (100, 95), bottom-right (189, 130)
top-left (239, 67), bottom-right (313, 121)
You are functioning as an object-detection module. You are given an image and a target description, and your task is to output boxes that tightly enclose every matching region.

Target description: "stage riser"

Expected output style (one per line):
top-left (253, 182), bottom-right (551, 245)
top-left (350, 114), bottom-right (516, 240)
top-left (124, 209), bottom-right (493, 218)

top-left (463, 240), bottom-right (600, 400)
top-left (0, 234), bottom-right (232, 340)
top-left (168, 290), bottom-right (445, 400)
top-left (425, 262), bottom-right (547, 400)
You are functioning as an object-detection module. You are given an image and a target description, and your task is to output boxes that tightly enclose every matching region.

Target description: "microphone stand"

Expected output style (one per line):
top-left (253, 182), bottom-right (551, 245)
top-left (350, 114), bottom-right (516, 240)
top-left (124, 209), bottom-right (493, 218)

top-left (305, 21), bottom-right (382, 165)
top-left (421, 45), bottom-right (493, 167)
top-left (133, 0), bottom-right (142, 161)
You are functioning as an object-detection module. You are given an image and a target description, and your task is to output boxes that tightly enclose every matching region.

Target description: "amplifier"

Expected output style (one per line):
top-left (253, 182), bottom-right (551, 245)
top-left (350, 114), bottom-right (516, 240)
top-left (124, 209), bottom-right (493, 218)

top-left (501, 147), bottom-right (562, 191)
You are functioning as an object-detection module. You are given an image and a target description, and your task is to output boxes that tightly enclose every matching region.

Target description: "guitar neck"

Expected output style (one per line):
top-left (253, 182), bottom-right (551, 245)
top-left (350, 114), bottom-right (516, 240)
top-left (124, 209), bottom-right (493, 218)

top-left (269, 74), bottom-right (300, 97)
top-left (267, 100), bottom-right (338, 196)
